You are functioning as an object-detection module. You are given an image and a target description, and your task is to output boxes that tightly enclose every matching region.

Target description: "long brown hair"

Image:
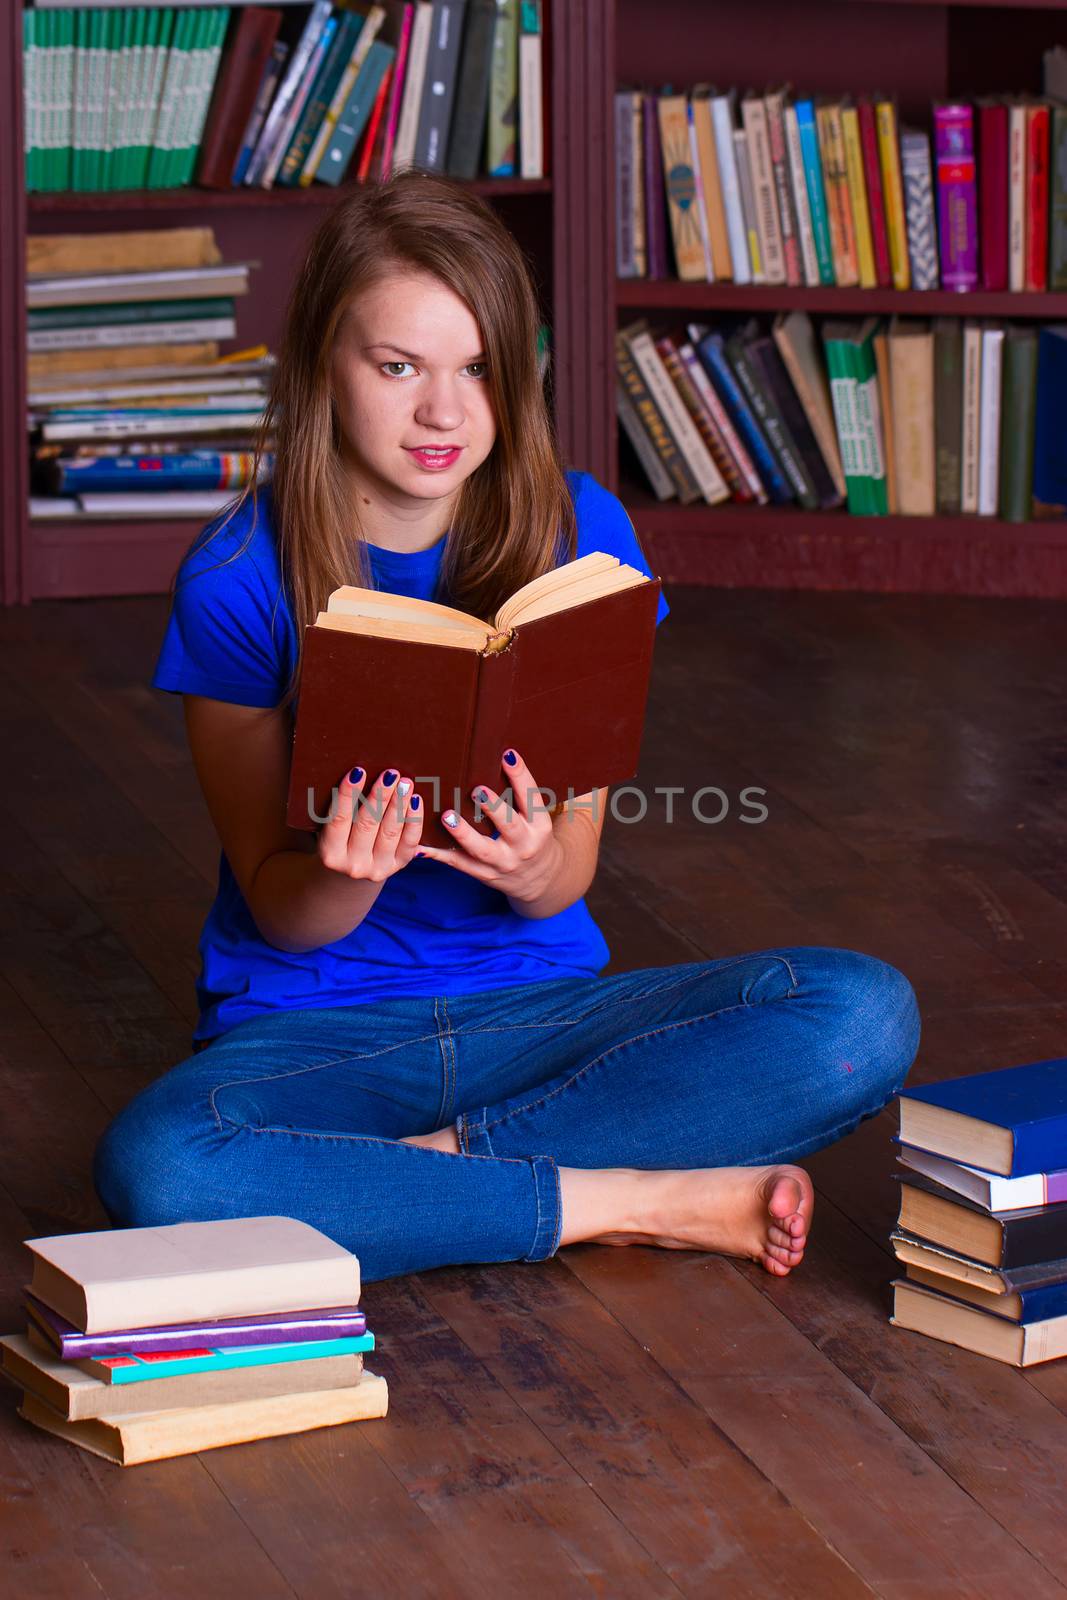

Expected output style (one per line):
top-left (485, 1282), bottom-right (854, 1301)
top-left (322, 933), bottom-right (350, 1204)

top-left (190, 170), bottom-right (576, 711)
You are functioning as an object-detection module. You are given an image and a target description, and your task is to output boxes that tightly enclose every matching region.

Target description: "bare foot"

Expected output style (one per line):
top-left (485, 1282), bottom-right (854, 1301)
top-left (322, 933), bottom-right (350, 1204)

top-left (589, 1164), bottom-right (815, 1277)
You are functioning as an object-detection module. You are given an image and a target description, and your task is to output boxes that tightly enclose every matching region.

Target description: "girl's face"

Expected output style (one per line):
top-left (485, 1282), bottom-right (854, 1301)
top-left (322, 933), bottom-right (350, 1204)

top-left (330, 270), bottom-right (498, 509)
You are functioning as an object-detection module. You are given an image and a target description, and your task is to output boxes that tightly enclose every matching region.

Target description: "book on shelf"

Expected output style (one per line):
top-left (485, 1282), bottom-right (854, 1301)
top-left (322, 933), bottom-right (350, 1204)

top-left (22, 0), bottom-right (547, 194)
top-left (285, 553), bottom-right (663, 849)
top-left (1, 1215), bottom-right (387, 1464)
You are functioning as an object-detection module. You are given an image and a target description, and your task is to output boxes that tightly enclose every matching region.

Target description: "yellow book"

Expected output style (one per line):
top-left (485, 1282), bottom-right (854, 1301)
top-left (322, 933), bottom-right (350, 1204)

top-left (816, 103), bottom-right (858, 286)
top-left (876, 99), bottom-right (911, 290)
top-left (841, 106), bottom-right (877, 288)
top-left (691, 88), bottom-right (734, 279)
top-left (658, 95), bottom-right (708, 280)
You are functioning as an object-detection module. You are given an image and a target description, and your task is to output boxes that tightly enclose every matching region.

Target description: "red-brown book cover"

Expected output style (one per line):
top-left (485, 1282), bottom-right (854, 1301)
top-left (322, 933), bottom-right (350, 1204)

top-left (1025, 103), bottom-right (1050, 292)
top-left (979, 99), bottom-right (1009, 291)
top-left (285, 580), bottom-right (662, 850)
top-left (857, 99), bottom-right (892, 288)
top-left (196, 8), bottom-right (284, 190)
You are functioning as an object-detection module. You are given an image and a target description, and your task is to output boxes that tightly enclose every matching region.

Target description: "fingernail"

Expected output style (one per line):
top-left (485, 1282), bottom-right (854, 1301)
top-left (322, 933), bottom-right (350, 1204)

top-left (397, 779), bottom-right (411, 797)
top-left (503, 749), bottom-right (517, 766)
top-left (473, 787), bottom-right (488, 802)
top-left (410, 794), bottom-right (421, 811)
top-left (383, 770), bottom-right (397, 786)
top-left (442, 810), bottom-right (459, 828)
top-left (349, 767), bottom-right (363, 783)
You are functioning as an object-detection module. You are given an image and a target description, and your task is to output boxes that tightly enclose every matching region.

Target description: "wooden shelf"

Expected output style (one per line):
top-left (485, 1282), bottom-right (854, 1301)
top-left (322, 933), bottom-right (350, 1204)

top-left (29, 515), bottom-right (202, 600)
top-left (28, 178), bottom-right (553, 214)
top-left (616, 281), bottom-right (1067, 317)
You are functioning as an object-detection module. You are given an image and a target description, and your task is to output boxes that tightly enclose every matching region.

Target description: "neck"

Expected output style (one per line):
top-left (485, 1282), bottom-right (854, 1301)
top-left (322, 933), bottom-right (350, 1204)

top-left (342, 459), bottom-right (457, 554)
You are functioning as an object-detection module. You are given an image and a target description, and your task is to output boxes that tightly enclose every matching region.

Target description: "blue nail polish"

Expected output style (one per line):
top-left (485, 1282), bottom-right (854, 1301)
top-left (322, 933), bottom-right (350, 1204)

top-left (349, 767), bottom-right (363, 783)
top-left (410, 795), bottom-right (421, 810)
top-left (503, 749), bottom-right (517, 766)
top-left (383, 770), bottom-right (397, 786)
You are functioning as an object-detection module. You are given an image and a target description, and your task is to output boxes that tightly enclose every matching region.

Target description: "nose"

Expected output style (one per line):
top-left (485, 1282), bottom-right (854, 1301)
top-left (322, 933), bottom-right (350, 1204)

top-left (413, 373), bottom-right (465, 432)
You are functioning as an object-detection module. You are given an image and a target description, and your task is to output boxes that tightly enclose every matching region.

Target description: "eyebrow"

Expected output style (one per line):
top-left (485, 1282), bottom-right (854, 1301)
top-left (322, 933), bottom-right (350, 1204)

top-left (364, 343), bottom-right (487, 363)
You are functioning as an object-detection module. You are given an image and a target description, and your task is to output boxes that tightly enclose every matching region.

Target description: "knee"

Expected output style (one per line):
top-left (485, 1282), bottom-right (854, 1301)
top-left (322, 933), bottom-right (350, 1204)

top-left (806, 946), bottom-right (921, 1108)
top-left (92, 1071), bottom-right (216, 1230)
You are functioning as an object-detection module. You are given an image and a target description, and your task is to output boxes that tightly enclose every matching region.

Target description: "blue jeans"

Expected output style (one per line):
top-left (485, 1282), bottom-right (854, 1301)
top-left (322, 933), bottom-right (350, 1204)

top-left (92, 947), bottom-right (920, 1284)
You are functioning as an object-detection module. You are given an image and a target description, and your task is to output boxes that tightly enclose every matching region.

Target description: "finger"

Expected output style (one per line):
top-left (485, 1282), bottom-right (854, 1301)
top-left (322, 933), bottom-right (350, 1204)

top-left (416, 842), bottom-right (495, 881)
top-left (437, 807), bottom-right (498, 866)
top-left (500, 748), bottom-right (551, 824)
top-left (318, 765), bottom-right (365, 865)
top-left (471, 782), bottom-right (523, 840)
top-left (371, 773), bottom-right (416, 859)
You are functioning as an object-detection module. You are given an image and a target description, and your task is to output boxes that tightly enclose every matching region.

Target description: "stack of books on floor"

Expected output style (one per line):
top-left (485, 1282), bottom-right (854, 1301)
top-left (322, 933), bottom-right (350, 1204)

top-left (616, 48), bottom-right (1067, 291)
top-left (23, 0), bottom-right (545, 193)
top-left (27, 224), bottom-right (274, 521)
top-left (617, 310), bottom-right (1067, 523)
top-left (889, 1057), bottom-right (1067, 1367)
top-left (0, 1215), bottom-right (386, 1466)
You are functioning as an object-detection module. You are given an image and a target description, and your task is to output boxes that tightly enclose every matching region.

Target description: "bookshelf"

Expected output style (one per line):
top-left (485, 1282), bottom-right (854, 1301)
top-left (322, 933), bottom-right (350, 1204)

top-left (0, 0), bottom-right (615, 602)
top-left (610, 0), bottom-right (1067, 597)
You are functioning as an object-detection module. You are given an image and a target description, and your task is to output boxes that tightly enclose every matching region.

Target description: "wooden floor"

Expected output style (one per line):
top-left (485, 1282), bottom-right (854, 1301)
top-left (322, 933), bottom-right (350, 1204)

top-left (3, 582), bottom-right (1067, 1597)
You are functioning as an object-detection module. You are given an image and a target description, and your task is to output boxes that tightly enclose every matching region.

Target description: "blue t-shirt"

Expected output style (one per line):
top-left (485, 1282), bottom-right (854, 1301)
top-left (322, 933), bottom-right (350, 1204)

top-left (152, 469), bottom-right (670, 1040)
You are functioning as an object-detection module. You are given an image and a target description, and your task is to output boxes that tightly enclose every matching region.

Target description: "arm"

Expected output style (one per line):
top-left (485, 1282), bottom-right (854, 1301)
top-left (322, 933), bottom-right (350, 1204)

top-left (505, 787), bottom-right (608, 920)
top-left (182, 695), bottom-right (419, 955)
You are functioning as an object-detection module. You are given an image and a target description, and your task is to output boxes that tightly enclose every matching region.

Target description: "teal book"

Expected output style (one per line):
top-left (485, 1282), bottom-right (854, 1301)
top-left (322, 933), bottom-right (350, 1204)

top-left (794, 99), bottom-right (835, 286)
top-left (317, 38), bottom-right (396, 186)
top-left (277, 11), bottom-right (363, 187)
top-left (97, 1332), bottom-right (375, 1384)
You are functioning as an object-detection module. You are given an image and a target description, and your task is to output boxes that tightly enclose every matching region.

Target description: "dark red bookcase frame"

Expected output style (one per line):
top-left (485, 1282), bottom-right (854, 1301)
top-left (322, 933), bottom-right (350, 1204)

top-left (4, 0), bottom-right (1067, 601)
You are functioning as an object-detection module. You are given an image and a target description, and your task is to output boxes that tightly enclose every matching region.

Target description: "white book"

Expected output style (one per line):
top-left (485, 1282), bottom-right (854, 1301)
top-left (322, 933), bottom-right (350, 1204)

top-left (686, 101), bottom-right (715, 281)
top-left (1008, 103), bottom-right (1027, 293)
top-left (28, 263), bottom-right (251, 309)
top-left (896, 1145), bottom-right (1067, 1212)
top-left (679, 340), bottom-right (767, 502)
top-left (616, 383), bottom-right (674, 501)
top-left (710, 93), bottom-right (751, 284)
top-left (391, 1), bottom-right (433, 174)
top-left (78, 490), bottom-right (241, 516)
top-left (31, 375), bottom-right (268, 405)
top-left (28, 317), bottom-right (237, 352)
top-left (784, 104), bottom-right (821, 287)
top-left (732, 128), bottom-right (765, 283)
top-left (960, 320), bottom-right (982, 514)
top-left (519, 3), bottom-right (543, 179)
top-left (623, 323), bottom-right (729, 504)
top-left (245, 0), bottom-right (332, 186)
top-left (43, 411), bottom-right (263, 441)
top-left (740, 94), bottom-right (785, 283)
top-left (977, 324), bottom-right (1004, 516)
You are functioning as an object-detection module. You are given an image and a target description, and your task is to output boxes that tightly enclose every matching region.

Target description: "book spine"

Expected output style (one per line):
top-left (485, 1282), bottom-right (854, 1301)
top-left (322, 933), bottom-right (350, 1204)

top-left (857, 99), bottom-right (892, 288)
top-left (614, 331), bottom-right (700, 502)
top-left (934, 103), bottom-right (979, 292)
top-left (960, 320), bottom-right (982, 514)
top-left (784, 104), bottom-right (821, 287)
top-left (81, 1258), bottom-right (362, 1335)
top-left (795, 99), bottom-right (834, 284)
top-left (999, 328), bottom-right (1038, 523)
top-left (615, 93), bottom-right (636, 276)
top-left (873, 329), bottom-right (897, 513)
top-left (245, 0), bottom-right (332, 186)
top-left (414, 0), bottom-right (468, 173)
top-left (979, 101), bottom-right (1010, 292)
top-left (823, 336), bottom-right (868, 514)
top-left (378, 2), bottom-right (413, 180)
top-left (1009, 102), bottom-right (1026, 292)
top-left (1050, 104), bottom-right (1067, 292)
top-left (977, 325), bottom-right (1005, 516)
top-left (643, 92), bottom-right (670, 279)
top-left (679, 341), bottom-right (762, 502)
top-left (817, 103), bottom-right (858, 286)
top-left (445, 0), bottom-right (497, 179)
top-left (933, 318), bottom-right (963, 515)
top-left (658, 335), bottom-right (739, 501)
top-left (765, 92), bottom-right (801, 286)
top-left (486, 0), bottom-right (517, 177)
top-left (659, 96), bottom-right (706, 280)
top-left (517, 0), bottom-right (542, 180)
top-left (901, 128), bottom-right (939, 290)
top-left (749, 335), bottom-right (839, 508)
top-left (876, 100), bottom-right (910, 290)
top-left (841, 106), bottom-right (876, 289)
top-left (711, 94), bottom-right (750, 284)
top-left (616, 382), bottom-right (674, 501)
top-left (855, 330), bottom-right (888, 513)
top-left (732, 129), bottom-right (764, 282)
top-left (888, 324), bottom-right (936, 516)
top-left (627, 325), bottom-right (726, 501)
top-left (686, 101), bottom-right (715, 281)
top-left (727, 335), bottom-right (816, 508)
top-left (1024, 103), bottom-right (1050, 293)
top-left (741, 95), bottom-right (785, 283)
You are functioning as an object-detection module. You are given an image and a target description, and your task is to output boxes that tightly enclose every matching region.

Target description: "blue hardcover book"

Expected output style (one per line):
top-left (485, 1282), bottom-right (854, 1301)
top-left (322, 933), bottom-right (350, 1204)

top-left (96, 1332), bottom-right (375, 1384)
top-left (897, 1058), bottom-right (1067, 1178)
top-left (1033, 325), bottom-right (1067, 515)
top-left (794, 99), bottom-right (835, 286)
top-left (693, 330), bottom-right (793, 504)
top-left (928, 1276), bottom-right (1067, 1326)
top-left (53, 452), bottom-right (271, 494)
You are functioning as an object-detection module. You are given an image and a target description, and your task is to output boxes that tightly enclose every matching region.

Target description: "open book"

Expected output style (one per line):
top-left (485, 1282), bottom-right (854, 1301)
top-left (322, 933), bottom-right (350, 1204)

top-left (286, 553), bottom-right (663, 848)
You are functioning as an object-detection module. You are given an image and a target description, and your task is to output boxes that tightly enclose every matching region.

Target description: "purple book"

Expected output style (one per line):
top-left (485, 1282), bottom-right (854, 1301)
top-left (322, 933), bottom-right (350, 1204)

top-left (934, 103), bottom-right (979, 292)
top-left (24, 1290), bottom-right (366, 1360)
top-left (643, 91), bottom-right (670, 280)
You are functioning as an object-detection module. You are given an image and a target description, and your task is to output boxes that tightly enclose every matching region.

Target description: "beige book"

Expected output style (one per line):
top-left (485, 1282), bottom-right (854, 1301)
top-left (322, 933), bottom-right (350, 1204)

top-left (960, 320), bottom-right (983, 514)
top-left (24, 1216), bottom-right (362, 1335)
top-left (817, 102), bottom-right (859, 286)
top-left (872, 328), bottom-right (898, 514)
top-left (891, 1280), bottom-right (1066, 1366)
top-left (771, 310), bottom-right (846, 498)
top-left (888, 318), bottom-right (935, 515)
top-left (620, 319), bottom-right (729, 503)
top-left (658, 96), bottom-right (707, 280)
top-left (630, 93), bottom-right (648, 277)
top-left (2, 1331), bottom-right (364, 1422)
top-left (904, 1262), bottom-right (1027, 1322)
top-left (28, 342), bottom-right (221, 380)
top-left (1009, 102), bottom-right (1027, 292)
top-left (27, 228), bottom-right (221, 279)
top-left (17, 1369), bottom-right (388, 1465)
top-left (740, 93), bottom-right (785, 283)
top-left (891, 1230), bottom-right (1018, 1294)
top-left (691, 90), bottom-right (734, 279)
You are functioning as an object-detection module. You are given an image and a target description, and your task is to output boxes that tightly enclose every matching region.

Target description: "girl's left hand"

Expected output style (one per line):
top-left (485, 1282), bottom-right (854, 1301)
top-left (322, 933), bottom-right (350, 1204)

top-left (416, 748), bottom-right (563, 903)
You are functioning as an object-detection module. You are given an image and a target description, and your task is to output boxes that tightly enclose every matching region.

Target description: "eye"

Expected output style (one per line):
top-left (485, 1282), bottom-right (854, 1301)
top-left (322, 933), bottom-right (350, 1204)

top-left (381, 361), bottom-right (415, 379)
top-left (465, 362), bottom-right (488, 380)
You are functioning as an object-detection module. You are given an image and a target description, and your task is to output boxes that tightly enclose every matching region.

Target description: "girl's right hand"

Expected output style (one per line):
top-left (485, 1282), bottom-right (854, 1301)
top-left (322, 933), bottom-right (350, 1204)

top-left (317, 767), bottom-right (423, 881)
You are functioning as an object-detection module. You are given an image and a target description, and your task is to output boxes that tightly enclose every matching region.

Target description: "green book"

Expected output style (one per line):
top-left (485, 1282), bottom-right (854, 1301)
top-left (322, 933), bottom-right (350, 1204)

top-left (28, 297), bottom-right (237, 332)
top-left (822, 327), bottom-right (870, 515)
top-left (56, 8), bottom-right (75, 193)
top-left (180, 8), bottom-right (231, 186)
top-left (855, 319), bottom-right (888, 515)
top-left (278, 11), bottom-right (364, 187)
top-left (317, 38), bottom-right (396, 187)
top-left (133, 8), bottom-right (172, 190)
top-left (88, 8), bottom-right (108, 192)
top-left (998, 326), bottom-right (1038, 524)
top-left (147, 6), bottom-right (192, 188)
top-left (487, 0), bottom-right (518, 176)
top-left (165, 6), bottom-right (204, 189)
top-left (933, 317), bottom-right (963, 515)
top-left (23, 7), bottom-right (36, 193)
top-left (1050, 104), bottom-right (1067, 293)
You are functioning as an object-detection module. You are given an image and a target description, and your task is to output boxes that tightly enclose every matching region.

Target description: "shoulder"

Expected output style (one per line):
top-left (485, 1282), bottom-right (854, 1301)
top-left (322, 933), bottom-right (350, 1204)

top-left (564, 469), bottom-right (670, 624)
top-left (178, 482), bottom-right (282, 598)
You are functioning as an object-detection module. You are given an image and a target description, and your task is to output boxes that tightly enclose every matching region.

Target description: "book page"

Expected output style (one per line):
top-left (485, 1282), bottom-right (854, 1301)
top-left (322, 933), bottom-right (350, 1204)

top-left (497, 557), bottom-right (651, 631)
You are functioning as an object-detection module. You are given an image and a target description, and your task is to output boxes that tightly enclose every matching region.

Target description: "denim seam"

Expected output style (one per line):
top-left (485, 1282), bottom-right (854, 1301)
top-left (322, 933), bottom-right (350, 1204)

top-left (207, 1032), bottom-right (443, 1130)
top-left (451, 954), bottom-right (800, 1034)
top-left (440, 994), bottom-right (457, 1122)
top-left (210, 1118), bottom-right (546, 1172)
top-left (478, 996), bottom-right (791, 1136)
